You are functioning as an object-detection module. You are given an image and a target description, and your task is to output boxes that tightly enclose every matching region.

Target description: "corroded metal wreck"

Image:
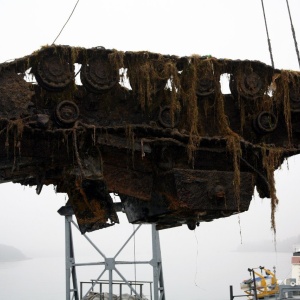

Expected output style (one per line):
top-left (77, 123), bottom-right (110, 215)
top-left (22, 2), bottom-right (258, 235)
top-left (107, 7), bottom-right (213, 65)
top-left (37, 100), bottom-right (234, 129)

top-left (0, 45), bottom-right (300, 233)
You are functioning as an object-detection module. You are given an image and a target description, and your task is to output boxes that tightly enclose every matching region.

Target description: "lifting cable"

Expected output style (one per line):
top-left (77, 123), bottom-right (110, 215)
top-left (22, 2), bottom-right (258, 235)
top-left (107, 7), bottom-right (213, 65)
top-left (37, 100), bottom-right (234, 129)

top-left (260, 0), bottom-right (275, 68)
top-left (286, 0), bottom-right (300, 69)
top-left (52, 0), bottom-right (80, 45)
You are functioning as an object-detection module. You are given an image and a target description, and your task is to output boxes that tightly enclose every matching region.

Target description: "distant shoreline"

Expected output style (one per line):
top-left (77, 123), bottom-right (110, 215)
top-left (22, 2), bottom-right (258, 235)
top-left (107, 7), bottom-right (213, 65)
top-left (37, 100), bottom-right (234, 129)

top-left (0, 244), bottom-right (28, 262)
top-left (0, 257), bottom-right (30, 263)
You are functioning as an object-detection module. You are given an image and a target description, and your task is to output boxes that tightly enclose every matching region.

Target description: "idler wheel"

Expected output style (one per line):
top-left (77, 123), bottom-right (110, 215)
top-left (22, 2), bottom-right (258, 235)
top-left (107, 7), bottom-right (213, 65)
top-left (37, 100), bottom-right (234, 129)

top-left (35, 54), bottom-right (73, 91)
top-left (196, 78), bottom-right (215, 96)
top-left (81, 57), bottom-right (118, 93)
top-left (253, 111), bottom-right (277, 134)
top-left (158, 106), bottom-right (180, 128)
top-left (55, 100), bottom-right (79, 126)
top-left (230, 71), bottom-right (264, 99)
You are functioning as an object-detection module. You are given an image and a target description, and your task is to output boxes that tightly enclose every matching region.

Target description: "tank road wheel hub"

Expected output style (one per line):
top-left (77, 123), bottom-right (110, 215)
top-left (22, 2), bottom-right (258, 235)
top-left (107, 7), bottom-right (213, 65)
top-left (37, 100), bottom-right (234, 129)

top-left (158, 106), bottom-right (180, 128)
top-left (196, 77), bottom-right (215, 96)
top-left (230, 71), bottom-right (265, 99)
top-left (253, 111), bottom-right (277, 134)
top-left (36, 54), bottom-right (73, 90)
top-left (81, 57), bottom-right (118, 93)
top-left (240, 72), bottom-right (263, 98)
top-left (55, 100), bottom-right (79, 126)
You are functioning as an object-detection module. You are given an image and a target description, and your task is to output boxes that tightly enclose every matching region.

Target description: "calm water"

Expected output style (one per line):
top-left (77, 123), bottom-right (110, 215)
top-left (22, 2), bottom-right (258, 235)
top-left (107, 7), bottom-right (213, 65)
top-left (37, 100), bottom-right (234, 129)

top-left (0, 252), bottom-right (293, 300)
top-left (0, 257), bottom-right (65, 299)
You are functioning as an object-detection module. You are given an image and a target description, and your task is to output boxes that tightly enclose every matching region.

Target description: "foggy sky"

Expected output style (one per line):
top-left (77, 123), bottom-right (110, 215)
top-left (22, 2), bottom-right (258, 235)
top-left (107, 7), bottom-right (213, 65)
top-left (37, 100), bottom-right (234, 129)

top-left (0, 1), bottom-right (300, 299)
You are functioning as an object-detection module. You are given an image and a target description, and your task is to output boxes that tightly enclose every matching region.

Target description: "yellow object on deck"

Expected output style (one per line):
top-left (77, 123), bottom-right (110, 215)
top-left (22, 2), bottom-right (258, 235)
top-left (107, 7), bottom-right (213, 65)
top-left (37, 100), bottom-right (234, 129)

top-left (241, 267), bottom-right (279, 299)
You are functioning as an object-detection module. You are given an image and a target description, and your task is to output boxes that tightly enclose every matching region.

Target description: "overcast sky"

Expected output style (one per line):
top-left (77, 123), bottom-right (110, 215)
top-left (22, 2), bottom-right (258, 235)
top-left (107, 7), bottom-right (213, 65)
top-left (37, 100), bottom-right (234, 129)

top-left (0, 0), bottom-right (300, 299)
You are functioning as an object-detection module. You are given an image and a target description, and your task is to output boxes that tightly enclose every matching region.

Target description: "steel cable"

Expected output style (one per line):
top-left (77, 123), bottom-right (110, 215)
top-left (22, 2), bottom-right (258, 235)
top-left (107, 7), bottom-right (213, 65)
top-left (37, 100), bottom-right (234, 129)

top-left (52, 0), bottom-right (80, 45)
top-left (260, 0), bottom-right (275, 68)
top-left (286, 0), bottom-right (300, 69)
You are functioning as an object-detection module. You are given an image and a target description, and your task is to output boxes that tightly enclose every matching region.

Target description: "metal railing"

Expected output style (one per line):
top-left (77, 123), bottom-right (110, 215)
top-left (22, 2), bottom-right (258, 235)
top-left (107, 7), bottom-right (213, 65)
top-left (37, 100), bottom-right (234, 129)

top-left (80, 279), bottom-right (153, 300)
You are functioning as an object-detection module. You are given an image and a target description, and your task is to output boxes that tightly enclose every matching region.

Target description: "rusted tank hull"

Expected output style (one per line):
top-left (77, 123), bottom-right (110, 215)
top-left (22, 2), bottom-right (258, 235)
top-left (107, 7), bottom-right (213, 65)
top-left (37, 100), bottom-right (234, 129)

top-left (0, 45), bottom-right (299, 232)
